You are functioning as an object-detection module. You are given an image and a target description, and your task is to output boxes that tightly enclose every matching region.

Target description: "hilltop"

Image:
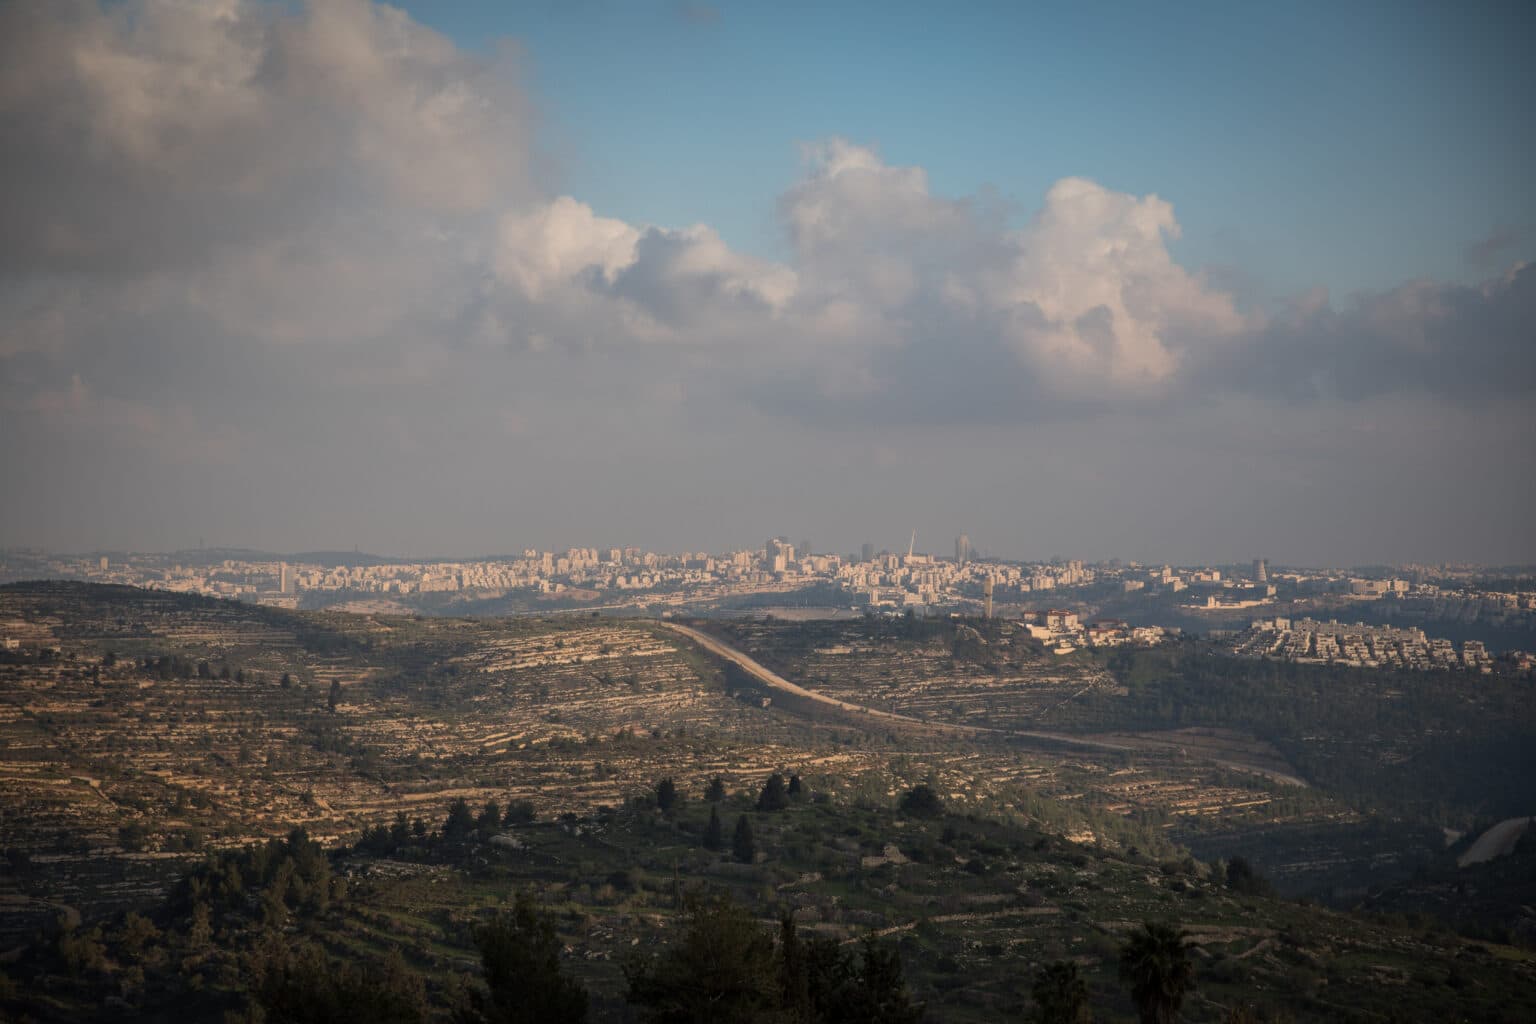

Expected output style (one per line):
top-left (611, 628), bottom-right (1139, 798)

top-left (1, 583), bottom-right (1534, 1020)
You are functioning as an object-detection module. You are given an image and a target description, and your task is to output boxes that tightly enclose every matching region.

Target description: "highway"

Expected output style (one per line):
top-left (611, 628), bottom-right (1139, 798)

top-left (656, 620), bottom-right (1136, 753)
top-left (656, 621), bottom-right (1311, 790)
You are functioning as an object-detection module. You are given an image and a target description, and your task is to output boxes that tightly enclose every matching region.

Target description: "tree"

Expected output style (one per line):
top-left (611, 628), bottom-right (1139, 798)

top-left (478, 800), bottom-right (502, 833)
top-left (776, 919), bottom-right (922, 1024)
top-left (898, 784), bottom-right (944, 817)
top-left (705, 776), bottom-right (727, 802)
top-left (253, 938), bottom-right (428, 1023)
top-left (280, 672), bottom-right (293, 688)
top-left (757, 773), bottom-right (789, 812)
top-left (444, 798), bottom-right (476, 839)
top-left (787, 775), bottom-right (804, 800)
top-left (845, 937), bottom-right (923, 1024)
top-left (1031, 960), bottom-right (1091, 1024)
top-left (118, 911), bottom-right (160, 961)
top-left (328, 679), bottom-right (343, 711)
top-left (778, 916), bottom-right (809, 1019)
top-left (656, 778), bottom-right (679, 813)
top-left (1224, 856), bottom-right (1271, 896)
top-left (504, 800), bottom-right (536, 825)
top-left (185, 900), bottom-right (213, 955)
top-left (732, 814), bottom-right (756, 863)
top-left (625, 893), bottom-right (778, 1023)
top-left (1119, 921), bottom-right (1196, 1024)
top-left (118, 822), bottom-right (149, 852)
top-left (462, 892), bottom-right (588, 1023)
top-left (704, 806), bottom-right (725, 851)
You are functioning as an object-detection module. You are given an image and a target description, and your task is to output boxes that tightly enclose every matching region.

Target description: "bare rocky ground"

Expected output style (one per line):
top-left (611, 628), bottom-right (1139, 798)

top-left (0, 583), bottom-right (1360, 936)
top-left (3, 584), bottom-right (1535, 1022)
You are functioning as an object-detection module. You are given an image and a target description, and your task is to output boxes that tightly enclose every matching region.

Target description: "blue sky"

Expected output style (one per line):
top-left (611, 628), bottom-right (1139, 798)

top-left (400, 0), bottom-right (1535, 304)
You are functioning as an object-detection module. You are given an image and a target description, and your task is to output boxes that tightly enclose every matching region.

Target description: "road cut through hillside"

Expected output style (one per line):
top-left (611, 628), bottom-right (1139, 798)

top-left (664, 623), bottom-right (1160, 750)
top-left (658, 621), bottom-right (1308, 788)
top-left (1458, 817), bottom-right (1533, 867)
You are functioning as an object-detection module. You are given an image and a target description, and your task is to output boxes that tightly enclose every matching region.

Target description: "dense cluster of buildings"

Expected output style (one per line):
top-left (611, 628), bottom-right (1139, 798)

top-left (1229, 617), bottom-right (1495, 672)
top-left (1, 545), bottom-right (1529, 671)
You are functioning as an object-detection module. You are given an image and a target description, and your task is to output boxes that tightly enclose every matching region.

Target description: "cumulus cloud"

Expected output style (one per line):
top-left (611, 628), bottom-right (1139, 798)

top-left (0, 2), bottom-right (1531, 558)
top-left (496, 199), bottom-right (795, 333)
top-left (998, 177), bottom-right (1246, 393)
top-left (497, 197), bottom-right (639, 299)
top-left (1205, 261), bottom-right (1536, 403)
top-left (0, 0), bottom-right (533, 278)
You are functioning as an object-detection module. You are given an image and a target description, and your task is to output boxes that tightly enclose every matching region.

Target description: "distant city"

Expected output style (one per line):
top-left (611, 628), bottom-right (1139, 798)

top-left (4, 540), bottom-right (1532, 676)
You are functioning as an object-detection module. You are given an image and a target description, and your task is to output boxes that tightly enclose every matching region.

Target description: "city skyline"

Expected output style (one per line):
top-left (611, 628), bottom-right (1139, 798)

top-left (5, 537), bottom-right (1531, 575)
top-left (1, 1), bottom-right (1532, 565)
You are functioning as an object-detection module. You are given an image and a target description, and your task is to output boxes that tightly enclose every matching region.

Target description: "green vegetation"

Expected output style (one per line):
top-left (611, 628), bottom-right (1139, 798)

top-left (1118, 922), bottom-right (1196, 1024)
top-left (3, 584), bottom-right (1536, 1021)
top-left (6, 780), bottom-right (1536, 1022)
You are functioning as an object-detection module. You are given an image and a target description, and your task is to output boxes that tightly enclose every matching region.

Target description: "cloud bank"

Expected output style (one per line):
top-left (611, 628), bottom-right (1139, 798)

top-left (1, 0), bottom-right (1531, 562)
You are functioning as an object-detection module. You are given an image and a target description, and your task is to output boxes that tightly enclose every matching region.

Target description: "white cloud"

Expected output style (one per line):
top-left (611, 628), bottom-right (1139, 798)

top-left (1, 2), bottom-right (1530, 558)
top-left (497, 197), bottom-right (639, 299)
top-left (0, 0), bottom-right (532, 275)
top-left (996, 177), bottom-right (1246, 394)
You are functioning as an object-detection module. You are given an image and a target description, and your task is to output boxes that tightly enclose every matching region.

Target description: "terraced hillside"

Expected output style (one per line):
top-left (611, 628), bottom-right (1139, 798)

top-left (0, 585), bottom-right (840, 932)
top-left (1, 585), bottom-right (1522, 952)
top-left (6, 789), bottom-right (1536, 1023)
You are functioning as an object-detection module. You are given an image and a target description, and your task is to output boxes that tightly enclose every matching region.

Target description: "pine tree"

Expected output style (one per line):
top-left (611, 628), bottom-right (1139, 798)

top-left (467, 892), bottom-right (589, 1023)
top-left (477, 800), bottom-right (502, 833)
top-left (444, 798), bottom-right (475, 839)
top-left (625, 894), bottom-right (776, 1022)
top-left (656, 778), bottom-right (678, 812)
top-left (705, 775), bottom-right (726, 802)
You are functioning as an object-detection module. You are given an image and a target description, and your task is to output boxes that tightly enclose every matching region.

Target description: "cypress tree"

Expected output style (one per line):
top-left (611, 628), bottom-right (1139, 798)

top-left (732, 814), bottom-right (756, 863)
top-left (757, 773), bottom-right (789, 812)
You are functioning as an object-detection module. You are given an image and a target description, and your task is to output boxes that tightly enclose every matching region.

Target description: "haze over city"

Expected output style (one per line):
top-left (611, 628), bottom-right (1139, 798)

top-left (2, 0), bottom-right (1533, 566)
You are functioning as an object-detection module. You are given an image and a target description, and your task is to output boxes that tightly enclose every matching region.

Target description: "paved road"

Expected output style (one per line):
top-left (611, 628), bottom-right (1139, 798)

top-left (1458, 817), bottom-right (1533, 867)
top-left (658, 621), bottom-right (1312, 790)
top-left (658, 620), bottom-right (1141, 753)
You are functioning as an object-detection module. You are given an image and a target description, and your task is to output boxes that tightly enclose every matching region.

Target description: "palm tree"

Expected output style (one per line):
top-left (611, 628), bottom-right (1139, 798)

top-left (1118, 921), bottom-right (1196, 1024)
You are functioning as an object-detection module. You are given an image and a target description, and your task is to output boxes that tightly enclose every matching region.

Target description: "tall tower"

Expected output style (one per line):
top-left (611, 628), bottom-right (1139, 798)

top-left (279, 562), bottom-right (290, 594)
top-left (982, 575), bottom-right (994, 619)
top-left (955, 533), bottom-right (971, 565)
top-left (861, 542), bottom-right (874, 563)
top-left (1252, 558), bottom-right (1268, 584)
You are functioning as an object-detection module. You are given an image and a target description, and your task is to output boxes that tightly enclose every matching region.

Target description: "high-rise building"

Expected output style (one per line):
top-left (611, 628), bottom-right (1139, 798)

top-left (955, 533), bottom-right (971, 564)
top-left (1253, 558), bottom-right (1268, 583)
top-left (765, 537), bottom-right (793, 572)
top-left (982, 575), bottom-right (994, 619)
top-left (861, 542), bottom-right (875, 563)
top-left (279, 562), bottom-right (290, 594)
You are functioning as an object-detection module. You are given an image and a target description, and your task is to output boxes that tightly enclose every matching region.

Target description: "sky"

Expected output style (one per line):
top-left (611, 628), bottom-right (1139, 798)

top-left (1, 0), bottom-right (1533, 566)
